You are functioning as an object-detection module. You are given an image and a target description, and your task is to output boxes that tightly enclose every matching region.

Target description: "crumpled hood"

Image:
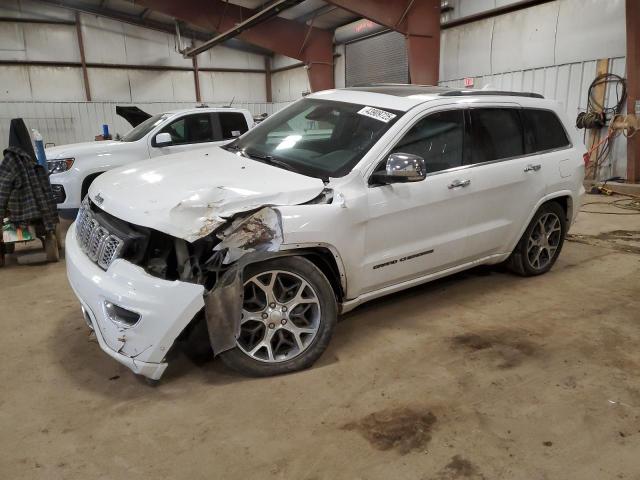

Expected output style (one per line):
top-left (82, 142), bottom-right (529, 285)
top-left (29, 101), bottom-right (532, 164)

top-left (45, 140), bottom-right (134, 160)
top-left (88, 146), bottom-right (326, 242)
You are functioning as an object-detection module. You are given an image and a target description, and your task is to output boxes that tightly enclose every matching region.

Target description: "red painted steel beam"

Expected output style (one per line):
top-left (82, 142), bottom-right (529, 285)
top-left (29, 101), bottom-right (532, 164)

top-left (626, 0), bottom-right (640, 183)
top-left (325, 0), bottom-right (440, 85)
top-left (136, 0), bottom-right (334, 92)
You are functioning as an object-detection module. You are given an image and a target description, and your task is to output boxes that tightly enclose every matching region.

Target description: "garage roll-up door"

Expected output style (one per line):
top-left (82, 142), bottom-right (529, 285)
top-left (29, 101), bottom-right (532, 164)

top-left (345, 31), bottom-right (408, 87)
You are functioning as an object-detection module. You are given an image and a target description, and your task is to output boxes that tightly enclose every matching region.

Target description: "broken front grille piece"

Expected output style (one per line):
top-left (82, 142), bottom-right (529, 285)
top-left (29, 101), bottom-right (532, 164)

top-left (76, 201), bottom-right (124, 269)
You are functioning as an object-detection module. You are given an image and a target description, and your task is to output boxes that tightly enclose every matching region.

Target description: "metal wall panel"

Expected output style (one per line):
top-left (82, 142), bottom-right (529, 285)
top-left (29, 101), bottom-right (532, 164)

top-left (199, 72), bottom-right (267, 103)
top-left (271, 67), bottom-right (310, 102)
top-left (555, 0), bottom-right (625, 64)
top-left (271, 54), bottom-right (301, 70)
top-left (491, 2), bottom-right (557, 73)
top-left (29, 66), bottom-right (85, 101)
top-left (80, 14), bottom-right (128, 65)
top-left (121, 23), bottom-right (191, 68)
top-left (198, 45), bottom-right (265, 70)
top-left (0, 101), bottom-right (293, 147)
top-left (0, 67), bottom-right (31, 101)
top-left (0, 0), bottom-right (74, 21)
top-left (440, 0), bottom-right (625, 82)
top-left (0, 23), bottom-right (26, 60)
top-left (439, 57), bottom-right (628, 179)
top-left (24, 23), bottom-right (80, 62)
top-left (0, 23), bottom-right (79, 62)
top-left (345, 31), bottom-right (408, 87)
top-left (87, 68), bottom-right (132, 102)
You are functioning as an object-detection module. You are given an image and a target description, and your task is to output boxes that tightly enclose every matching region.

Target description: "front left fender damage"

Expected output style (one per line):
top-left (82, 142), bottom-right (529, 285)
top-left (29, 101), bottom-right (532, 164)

top-left (203, 207), bottom-right (286, 355)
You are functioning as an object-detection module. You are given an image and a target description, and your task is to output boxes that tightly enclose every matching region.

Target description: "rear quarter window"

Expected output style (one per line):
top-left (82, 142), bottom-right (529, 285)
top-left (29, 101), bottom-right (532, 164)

top-left (522, 109), bottom-right (570, 152)
top-left (218, 112), bottom-right (249, 140)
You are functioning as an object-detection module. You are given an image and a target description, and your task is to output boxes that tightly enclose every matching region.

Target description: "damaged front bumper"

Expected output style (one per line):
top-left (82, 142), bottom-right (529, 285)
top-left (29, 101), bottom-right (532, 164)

top-left (66, 226), bottom-right (205, 380)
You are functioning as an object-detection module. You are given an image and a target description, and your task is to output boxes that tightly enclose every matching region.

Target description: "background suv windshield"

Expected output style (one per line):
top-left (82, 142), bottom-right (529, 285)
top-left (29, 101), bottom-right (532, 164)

top-left (228, 99), bottom-right (402, 178)
top-left (121, 113), bottom-right (167, 142)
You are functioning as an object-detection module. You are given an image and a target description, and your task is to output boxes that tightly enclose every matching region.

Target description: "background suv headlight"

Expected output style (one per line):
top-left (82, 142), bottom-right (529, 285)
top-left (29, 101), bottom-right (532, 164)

top-left (47, 157), bottom-right (74, 174)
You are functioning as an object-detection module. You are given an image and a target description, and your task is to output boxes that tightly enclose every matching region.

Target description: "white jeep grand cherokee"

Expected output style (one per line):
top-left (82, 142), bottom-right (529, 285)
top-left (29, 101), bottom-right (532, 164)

top-left (66, 85), bottom-right (585, 381)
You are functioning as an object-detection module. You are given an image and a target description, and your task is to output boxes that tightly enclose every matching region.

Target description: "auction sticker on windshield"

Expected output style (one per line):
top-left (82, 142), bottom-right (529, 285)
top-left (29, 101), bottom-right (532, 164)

top-left (358, 106), bottom-right (397, 123)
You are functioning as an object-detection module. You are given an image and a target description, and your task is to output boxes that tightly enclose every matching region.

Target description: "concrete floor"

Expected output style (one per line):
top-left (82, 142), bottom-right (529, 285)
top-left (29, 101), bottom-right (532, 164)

top-left (1, 194), bottom-right (639, 479)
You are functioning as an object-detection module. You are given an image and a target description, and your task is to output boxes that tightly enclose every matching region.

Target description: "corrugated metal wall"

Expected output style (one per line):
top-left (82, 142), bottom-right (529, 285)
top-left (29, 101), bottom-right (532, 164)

top-left (271, 68), bottom-right (310, 102)
top-left (0, 101), bottom-right (292, 147)
top-left (440, 57), bottom-right (627, 179)
top-left (438, 0), bottom-right (627, 179)
top-left (0, 1), bottom-right (267, 103)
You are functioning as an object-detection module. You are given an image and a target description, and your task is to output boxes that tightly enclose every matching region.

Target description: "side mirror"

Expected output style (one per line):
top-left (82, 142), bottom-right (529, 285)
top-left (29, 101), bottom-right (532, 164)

top-left (154, 132), bottom-right (173, 147)
top-left (371, 153), bottom-right (426, 185)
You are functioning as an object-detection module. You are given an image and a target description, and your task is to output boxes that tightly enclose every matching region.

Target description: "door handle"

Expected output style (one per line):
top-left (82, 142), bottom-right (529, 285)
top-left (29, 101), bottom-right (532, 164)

top-left (524, 164), bottom-right (542, 172)
top-left (448, 179), bottom-right (471, 189)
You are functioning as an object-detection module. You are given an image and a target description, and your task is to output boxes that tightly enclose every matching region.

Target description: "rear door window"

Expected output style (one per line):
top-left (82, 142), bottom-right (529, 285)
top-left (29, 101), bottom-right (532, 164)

top-left (522, 109), bottom-right (571, 153)
top-left (469, 108), bottom-right (524, 164)
top-left (391, 109), bottom-right (465, 174)
top-left (216, 112), bottom-right (249, 140)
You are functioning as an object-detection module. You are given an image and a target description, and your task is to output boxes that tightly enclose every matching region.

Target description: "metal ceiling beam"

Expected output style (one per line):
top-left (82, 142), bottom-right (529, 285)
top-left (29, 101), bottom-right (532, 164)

top-left (137, 0), bottom-right (335, 92)
top-left (182, 0), bottom-right (305, 57)
top-left (325, 0), bottom-right (440, 85)
top-left (295, 4), bottom-right (339, 24)
top-left (32, 0), bottom-right (270, 55)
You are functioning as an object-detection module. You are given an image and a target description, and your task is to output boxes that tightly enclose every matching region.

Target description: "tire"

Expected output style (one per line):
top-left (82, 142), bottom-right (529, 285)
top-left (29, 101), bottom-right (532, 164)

top-left (3, 242), bottom-right (15, 254)
top-left (219, 256), bottom-right (337, 377)
top-left (81, 172), bottom-right (104, 201)
top-left (506, 201), bottom-right (566, 277)
top-left (44, 232), bottom-right (60, 263)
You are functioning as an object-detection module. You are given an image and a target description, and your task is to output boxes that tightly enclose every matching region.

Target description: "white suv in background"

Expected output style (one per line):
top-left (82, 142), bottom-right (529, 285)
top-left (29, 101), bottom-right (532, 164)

top-left (65, 85), bottom-right (585, 381)
top-left (47, 107), bottom-right (254, 218)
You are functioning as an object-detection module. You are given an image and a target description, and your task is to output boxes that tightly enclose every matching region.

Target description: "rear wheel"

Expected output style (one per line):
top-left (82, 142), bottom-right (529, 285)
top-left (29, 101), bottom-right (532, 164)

top-left (506, 202), bottom-right (566, 276)
top-left (220, 256), bottom-right (337, 377)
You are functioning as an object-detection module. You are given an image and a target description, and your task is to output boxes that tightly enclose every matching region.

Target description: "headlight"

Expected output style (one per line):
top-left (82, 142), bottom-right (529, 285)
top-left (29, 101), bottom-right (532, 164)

top-left (47, 158), bottom-right (74, 174)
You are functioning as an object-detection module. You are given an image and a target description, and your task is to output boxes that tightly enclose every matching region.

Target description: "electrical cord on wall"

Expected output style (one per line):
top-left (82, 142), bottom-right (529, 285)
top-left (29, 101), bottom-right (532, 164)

top-left (577, 73), bottom-right (628, 180)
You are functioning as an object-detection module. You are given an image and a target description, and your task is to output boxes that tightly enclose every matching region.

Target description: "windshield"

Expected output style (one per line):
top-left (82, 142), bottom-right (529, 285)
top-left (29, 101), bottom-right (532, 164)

top-left (121, 113), bottom-right (168, 142)
top-left (225, 99), bottom-right (402, 178)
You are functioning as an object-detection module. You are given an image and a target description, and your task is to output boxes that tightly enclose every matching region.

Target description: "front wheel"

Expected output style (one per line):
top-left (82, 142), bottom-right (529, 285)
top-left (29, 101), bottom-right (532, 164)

top-left (219, 256), bottom-right (337, 377)
top-left (506, 201), bottom-right (566, 276)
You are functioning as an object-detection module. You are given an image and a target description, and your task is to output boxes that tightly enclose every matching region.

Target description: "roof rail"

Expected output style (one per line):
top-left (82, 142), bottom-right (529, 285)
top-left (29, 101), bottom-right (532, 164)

top-left (440, 90), bottom-right (544, 99)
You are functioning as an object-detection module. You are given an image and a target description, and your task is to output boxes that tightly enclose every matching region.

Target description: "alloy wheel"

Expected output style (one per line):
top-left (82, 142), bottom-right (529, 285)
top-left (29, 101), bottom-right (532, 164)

top-left (526, 212), bottom-right (562, 270)
top-left (238, 270), bottom-right (321, 363)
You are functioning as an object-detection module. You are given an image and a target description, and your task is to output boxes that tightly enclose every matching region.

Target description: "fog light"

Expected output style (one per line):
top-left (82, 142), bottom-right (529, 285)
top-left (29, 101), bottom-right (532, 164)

top-left (103, 301), bottom-right (140, 327)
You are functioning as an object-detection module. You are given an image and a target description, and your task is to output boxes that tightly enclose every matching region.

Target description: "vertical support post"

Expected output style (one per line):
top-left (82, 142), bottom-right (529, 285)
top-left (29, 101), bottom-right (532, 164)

top-left (405, 0), bottom-right (440, 85)
top-left (587, 58), bottom-right (609, 180)
top-left (265, 56), bottom-right (272, 103)
top-left (75, 12), bottom-right (91, 102)
top-left (626, 0), bottom-right (640, 183)
top-left (192, 55), bottom-right (201, 103)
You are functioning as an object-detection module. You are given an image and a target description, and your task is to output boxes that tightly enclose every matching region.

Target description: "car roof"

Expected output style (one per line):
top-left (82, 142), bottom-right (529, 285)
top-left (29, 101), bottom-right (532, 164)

top-left (162, 107), bottom-right (249, 115)
top-left (307, 84), bottom-right (546, 112)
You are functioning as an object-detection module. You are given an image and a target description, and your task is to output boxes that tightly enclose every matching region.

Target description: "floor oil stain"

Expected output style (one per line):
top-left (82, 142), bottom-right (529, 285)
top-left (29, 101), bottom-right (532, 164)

top-left (567, 230), bottom-right (640, 255)
top-left (433, 455), bottom-right (486, 479)
top-left (451, 330), bottom-right (537, 369)
top-left (343, 407), bottom-right (437, 455)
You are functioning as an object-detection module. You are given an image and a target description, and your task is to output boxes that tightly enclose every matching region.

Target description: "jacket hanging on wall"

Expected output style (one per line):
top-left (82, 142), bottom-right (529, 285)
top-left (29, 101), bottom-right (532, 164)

top-left (0, 119), bottom-right (58, 231)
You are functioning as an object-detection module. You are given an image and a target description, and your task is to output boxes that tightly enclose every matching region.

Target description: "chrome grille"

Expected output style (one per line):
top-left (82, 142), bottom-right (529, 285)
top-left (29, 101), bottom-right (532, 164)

top-left (75, 201), bottom-right (124, 269)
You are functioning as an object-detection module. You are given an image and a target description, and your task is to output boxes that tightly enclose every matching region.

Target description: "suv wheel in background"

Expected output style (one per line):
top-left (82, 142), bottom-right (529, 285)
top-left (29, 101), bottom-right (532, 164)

top-left (506, 201), bottom-right (567, 276)
top-left (220, 256), bottom-right (337, 377)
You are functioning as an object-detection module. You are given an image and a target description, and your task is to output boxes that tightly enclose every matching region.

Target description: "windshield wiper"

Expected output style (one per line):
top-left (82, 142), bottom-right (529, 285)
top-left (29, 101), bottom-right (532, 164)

top-left (223, 144), bottom-right (241, 152)
top-left (241, 148), bottom-right (298, 173)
